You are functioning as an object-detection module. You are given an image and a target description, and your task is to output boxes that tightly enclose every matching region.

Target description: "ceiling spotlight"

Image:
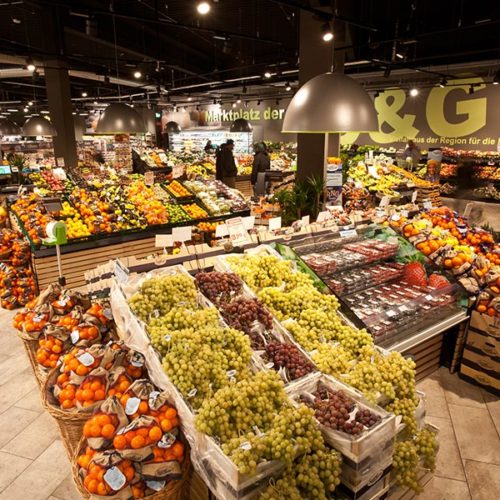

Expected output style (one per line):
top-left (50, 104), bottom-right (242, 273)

top-left (23, 107), bottom-right (28, 113)
top-left (493, 69), bottom-right (500, 85)
top-left (187, 96), bottom-right (193, 101)
top-left (285, 82), bottom-right (292, 91)
top-left (321, 22), bottom-right (334, 42)
top-left (236, 96), bottom-right (242, 104)
top-left (133, 70), bottom-right (142, 79)
top-left (28, 101), bottom-right (33, 106)
top-left (197, 2), bottom-right (211, 15)
top-left (409, 87), bottom-right (419, 97)
top-left (396, 52), bottom-right (404, 60)
top-left (469, 85), bottom-right (475, 95)
top-left (264, 70), bottom-right (272, 79)
top-left (81, 91), bottom-right (88, 97)
top-left (232, 102), bottom-right (237, 108)
top-left (439, 78), bottom-right (447, 88)
top-left (26, 58), bottom-right (36, 72)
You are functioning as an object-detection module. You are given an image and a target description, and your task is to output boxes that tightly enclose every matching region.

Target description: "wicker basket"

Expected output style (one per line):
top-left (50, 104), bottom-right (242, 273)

top-left (43, 367), bottom-right (96, 461)
top-left (17, 330), bottom-right (49, 392)
top-left (72, 436), bottom-right (192, 500)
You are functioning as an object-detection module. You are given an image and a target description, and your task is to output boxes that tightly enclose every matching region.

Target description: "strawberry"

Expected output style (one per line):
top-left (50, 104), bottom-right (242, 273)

top-left (428, 273), bottom-right (450, 289)
top-left (403, 262), bottom-right (428, 287)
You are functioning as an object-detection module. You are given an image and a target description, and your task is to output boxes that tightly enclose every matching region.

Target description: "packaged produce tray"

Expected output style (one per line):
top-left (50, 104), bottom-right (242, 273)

top-left (286, 373), bottom-right (396, 463)
top-left (162, 180), bottom-right (197, 203)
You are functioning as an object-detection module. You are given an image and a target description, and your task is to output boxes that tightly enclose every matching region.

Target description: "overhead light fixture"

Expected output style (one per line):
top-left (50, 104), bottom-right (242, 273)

top-left (95, 103), bottom-right (146, 134)
top-left (439, 78), bottom-right (447, 88)
top-left (236, 96), bottom-right (242, 104)
top-left (212, 98), bottom-right (217, 105)
top-left (26, 58), bottom-right (36, 72)
top-left (257, 100), bottom-right (262, 105)
top-left (0, 118), bottom-right (21, 136)
top-left (23, 107), bottom-right (28, 113)
top-left (23, 115), bottom-right (57, 136)
top-left (74, 115), bottom-right (86, 141)
top-left (133, 70), bottom-right (142, 79)
top-left (232, 102), bottom-right (237, 108)
top-left (285, 82), bottom-right (292, 91)
top-left (264, 70), bottom-right (272, 79)
top-left (196, 2), bottom-right (211, 15)
top-left (469, 85), bottom-right (475, 95)
top-left (81, 91), bottom-right (88, 97)
top-left (282, 72), bottom-right (378, 133)
top-left (28, 101), bottom-right (33, 106)
top-left (409, 87), bottom-right (419, 97)
top-left (396, 52), bottom-right (404, 60)
top-left (40, 110), bottom-right (50, 114)
top-left (275, 99), bottom-right (280, 105)
top-left (242, 85), bottom-right (247, 94)
top-left (7, 109), bottom-right (18, 112)
top-left (321, 22), bottom-right (334, 42)
top-left (165, 121), bottom-right (181, 134)
top-left (230, 118), bottom-right (252, 133)
top-left (187, 96), bottom-right (193, 102)
top-left (493, 69), bottom-right (500, 85)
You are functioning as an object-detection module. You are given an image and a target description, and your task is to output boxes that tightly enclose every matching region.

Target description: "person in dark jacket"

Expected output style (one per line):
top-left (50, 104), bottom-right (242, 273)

top-left (219, 139), bottom-right (238, 188)
top-left (251, 142), bottom-right (271, 185)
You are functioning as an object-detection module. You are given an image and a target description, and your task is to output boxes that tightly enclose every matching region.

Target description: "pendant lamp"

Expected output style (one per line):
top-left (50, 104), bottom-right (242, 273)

top-left (22, 115), bottom-right (57, 136)
top-left (165, 121), bottom-right (181, 134)
top-left (0, 118), bottom-right (21, 136)
top-left (229, 118), bottom-right (253, 133)
top-left (95, 103), bottom-right (146, 134)
top-left (282, 72), bottom-right (378, 133)
top-left (74, 115), bottom-right (86, 141)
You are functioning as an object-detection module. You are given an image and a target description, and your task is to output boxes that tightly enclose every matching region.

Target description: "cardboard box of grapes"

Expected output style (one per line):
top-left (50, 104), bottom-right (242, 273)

top-left (286, 373), bottom-right (397, 463)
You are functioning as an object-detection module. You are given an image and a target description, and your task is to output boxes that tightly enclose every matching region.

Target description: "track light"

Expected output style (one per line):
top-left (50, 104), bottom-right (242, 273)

top-left (257, 100), bottom-right (262, 105)
top-left (23, 107), bottom-right (28, 113)
top-left (81, 91), bottom-right (88, 97)
top-left (469, 85), bottom-right (475, 95)
top-left (374, 91), bottom-right (380, 98)
top-left (232, 102), bottom-right (237, 108)
top-left (321, 22), bottom-right (334, 42)
top-left (264, 70), bottom-right (272, 79)
top-left (285, 82), bottom-right (292, 91)
top-left (396, 52), bottom-right (404, 60)
top-left (409, 87), bottom-right (419, 97)
top-left (439, 78), bottom-right (447, 88)
top-left (493, 70), bottom-right (500, 85)
top-left (384, 67), bottom-right (391, 78)
top-left (26, 58), bottom-right (36, 72)
top-left (242, 85), bottom-right (247, 94)
top-left (275, 99), bottom-right (280, 106)
top-left (236, 96), bottom-right (241, 104)
top-left (213, 98), bottom-right (217, 105)
top-left (133, 70), bottom-right (142, 79)
top-left (197, 2), bottom-right (210, 15)
top-left (187, 96), bottom-right (193, 102)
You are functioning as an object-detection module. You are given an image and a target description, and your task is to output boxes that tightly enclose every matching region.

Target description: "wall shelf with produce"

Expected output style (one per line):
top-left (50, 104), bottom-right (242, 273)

top-left (168, 129), bottom-right (252, 153)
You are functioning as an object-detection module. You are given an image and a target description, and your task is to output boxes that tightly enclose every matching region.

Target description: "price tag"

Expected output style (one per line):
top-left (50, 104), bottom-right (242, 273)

top-left (401, 210), bottom-right (409, 218)
top-left (423, 200), bottom-right (432, 210)
top-left (149, 391), bottom-right (160, 408)
top-left (268, 216), bottom-right (282, 231)
top-left (265, 362), bottom-right (275, 369)
top-left (390, 214), bottom-right (401, 222)
top-left (316, 211), bottom-right (331, 223)
top-left (301, 215), bottom-right (310, 226)
top-left (77, 352), bottom-right (95, 367)
top-left (226, 369), bottom-right (237, 378)
top-left (144, 171), bottom-right (155, 186)
top-left (158, 432), bottom-right (177, 449)
top-left (146, 480), bottom-right (166, 492)
top-left (215, 224), bottom-right (229, 238)
top-left (155, 234), bottom-right (173, 248)
top-left (125, 397), bottom-right (141, 416)
top-left (240, 442), bottom-right (252, 450)
top-left (70, 330), bottom-right (80, 344)
top-left (227, 217), bottom-right (251, 246)
top-left (340, 228), bottom-right (358, 238)
top-left (172, 226), bottom-right (192, 242)
top-left (104, 467), bottom-right (126, 491)
top-left (187, 388), bottom-right (197, 398)
top-left (411, 190), bottom-right (418, 203)
top-left (386, 309), bottom-right (397, 318)
top-left (114, 260), bottom-right (129, 284)
top-left (379, 195), bottom-right (391, 207)
top-left (242, 216), bottom-right (255, 230)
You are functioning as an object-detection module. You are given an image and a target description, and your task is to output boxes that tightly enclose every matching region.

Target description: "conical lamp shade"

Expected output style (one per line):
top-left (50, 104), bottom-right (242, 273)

top-left (230, 118), bottom-right (252, 133)
top-left (165, 121), bottom-right (181, 134)
top-left (282, 72), bottom-right (378, 133)
top-left (74, 115), bottom-right (86, 141)
top-left (95, 103), bottom-right (146, 134)
top-left (22, 115), bottom-right (57, 136)
top-left (0, 118), bottom-right (21, 135)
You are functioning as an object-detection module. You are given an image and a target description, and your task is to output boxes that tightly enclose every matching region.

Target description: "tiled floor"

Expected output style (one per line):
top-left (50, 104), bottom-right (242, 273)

top-left (1, 307), bottom-right (499, 499)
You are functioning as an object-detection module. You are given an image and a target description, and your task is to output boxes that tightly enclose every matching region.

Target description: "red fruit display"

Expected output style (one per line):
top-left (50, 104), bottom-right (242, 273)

top-left (403, 262), bottom-right (428, 287)
top-left (428, 274), bottom-right (450, 289)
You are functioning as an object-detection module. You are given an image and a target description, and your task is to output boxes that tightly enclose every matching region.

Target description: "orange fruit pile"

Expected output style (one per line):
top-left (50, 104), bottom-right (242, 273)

top-left (82, 460), bottom-right (134, 496)
top-left (83, 413), bottom-right (119, 440)
top-left (22, 311), bottom-right (49, 332)
top-left (108, 374), bottom-right (132, 399)
top-left (36, 335), bottom-right (64, 368)
top-left (150, 441), bottom-right (184, 463)
top-left (112, 424), bottom-right (163, 450)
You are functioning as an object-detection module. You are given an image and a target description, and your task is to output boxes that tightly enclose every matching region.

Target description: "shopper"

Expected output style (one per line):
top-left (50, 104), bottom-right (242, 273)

top-left (251, 142), bottom-right (270, 195)
top-left (219, 139), bottom-right (238, 188)
top-left (403, 140), bottom-right (421, 171)
top-left (204, 140), bottom-right (213, 154)
top-left (215, 143), bottom-right (225, 180)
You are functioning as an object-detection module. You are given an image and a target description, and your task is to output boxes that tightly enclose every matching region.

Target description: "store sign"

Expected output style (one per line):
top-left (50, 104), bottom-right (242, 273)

top-left (206, 107), bottom-right (286, 123)
top-left (341, 77), bottom-right (500, 150)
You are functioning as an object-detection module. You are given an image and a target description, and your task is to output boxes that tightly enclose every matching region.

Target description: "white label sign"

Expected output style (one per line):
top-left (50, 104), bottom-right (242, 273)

top-left (316, 211), bottom-right (331, 223)
top-left (301, 215), bottom-right (310, 226)
top-left (215, 224), bottom-right (229, 238)
top-left (379, 196), bottom-right (391, 207)
top-left (411, 190), bottom-right (418, 203)
top-left (155, 234), bottom-right (173, 248)
top-left (268, 217), bottom-right (282, 231)
top-left (114, 260), bottom-right (129, 284)
top-left (172, 226), bottom-right (192, 242)
top-left (227, 217), bottom-right (250, 246)
top-left (144, 171), bottom-right (155, 186)
top-left (242, 216), bottom-right (255, 230)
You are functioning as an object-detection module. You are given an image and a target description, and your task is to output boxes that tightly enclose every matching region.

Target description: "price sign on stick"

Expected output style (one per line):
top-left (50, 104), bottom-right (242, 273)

top-left (172, 226), bottom-right (192, 242)
top-left (268, 217), bottom-right (282, 232)
top-left (227, 217), bottom-right (250, 246)
top-left (155, 234), bottom-right (173, 248)
top-left (316, 211), bottom-right (331, 223)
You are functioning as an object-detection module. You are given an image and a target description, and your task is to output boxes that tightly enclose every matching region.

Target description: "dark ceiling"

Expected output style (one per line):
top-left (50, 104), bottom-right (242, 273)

top-left (0, 0), bottom-right (499, 106)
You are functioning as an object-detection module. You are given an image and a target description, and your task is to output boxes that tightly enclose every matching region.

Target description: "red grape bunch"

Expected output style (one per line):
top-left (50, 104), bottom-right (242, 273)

top-left (195, 271), bottom-right (242, 304)
top-left (265, 341), bottom-right (315, 381)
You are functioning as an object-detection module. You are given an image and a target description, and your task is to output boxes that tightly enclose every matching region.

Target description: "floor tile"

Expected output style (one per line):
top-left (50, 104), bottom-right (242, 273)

top-left (439, 368), bottom-right (486, 409)
top-left (426, 415), bottom-right (465, 481)
top-left (2, 411), bottom-right (59, 459)
top-left (0, 354), bottom-right (9, 365)
top-left (480, 389), bottom-right (500, 436)
top-left (464, 460), bottom-right (500, 500)
top-left (50, 473), bottom-right (81, 500)
top-left (417, 476), bottom-right (471, 499)
top-left (0, 439), bottom-right (71, 500)
top-left (0, 450), bottom-right (32, 493)
top-left (417, 373), bottom-right (450, 419)
top-left (14, 387), bottom-right (45, 413)
top-left (0, 367), bottom-right (38, 413)
top-left (448, 404), bottom-right (500, 465)
top-left (0, 406), bottom-right (40, 448)
top-left (0, 352), bottom-right (31, 390)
